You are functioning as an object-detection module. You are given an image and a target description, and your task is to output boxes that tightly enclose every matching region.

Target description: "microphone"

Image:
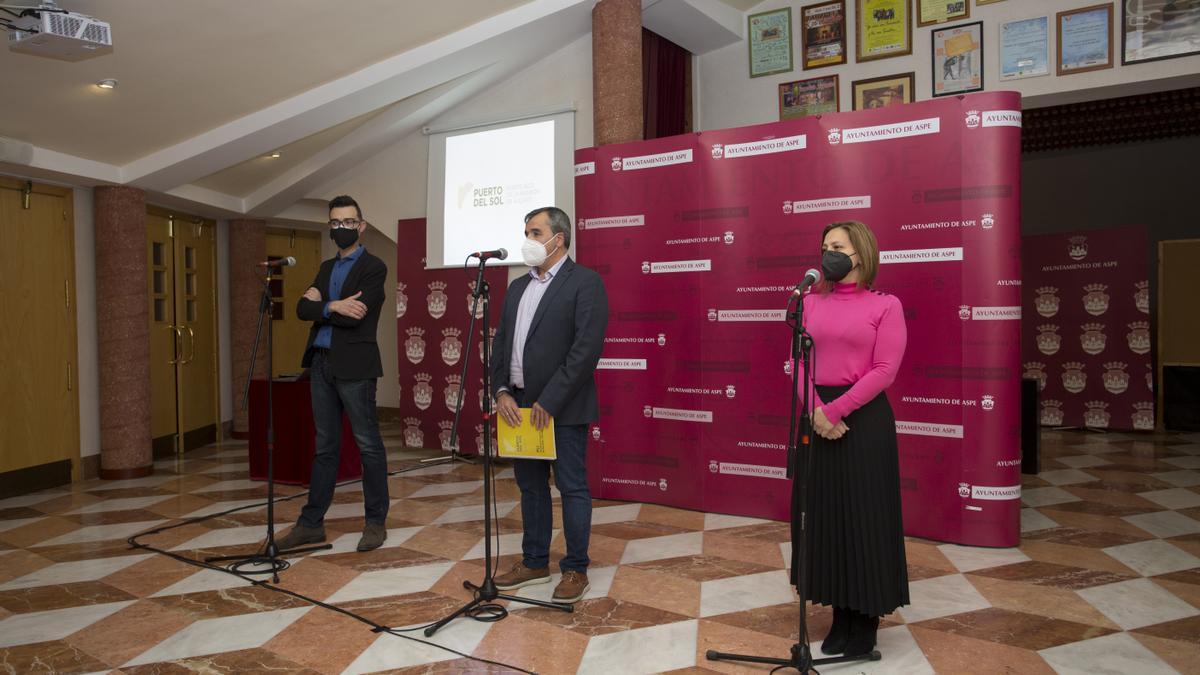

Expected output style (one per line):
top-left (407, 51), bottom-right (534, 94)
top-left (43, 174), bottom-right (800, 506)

top-left (469, 248), bottom-right (508, 261)
top-left (791, 268), bottom-right (821, 296)
top-left (257, 256), bottom-right (297, 268)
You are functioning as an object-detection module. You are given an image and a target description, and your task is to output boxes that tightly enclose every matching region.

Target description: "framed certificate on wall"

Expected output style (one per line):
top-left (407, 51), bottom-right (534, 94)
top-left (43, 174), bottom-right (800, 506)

top-left (1058, 4), bottom-right (1114, 75)
top-left (780, 75), bottom-right (840, 119)
top-left (1000, 16), bottom-right (1050, 80)
top-left (917, 0), bottom-right (969, 27)
top-left (932, 21), bottom-right (983, 96)
top-left (1122, 0), bottom-right (1200, 65)
top-left (856, 0), bottom-right (913, 62)
top-left (801, 1), bottom-right (848, 69)
top-left (852, 72), bottom-right (915, 110)
top-left (748, 8), bottom-right (794, 77)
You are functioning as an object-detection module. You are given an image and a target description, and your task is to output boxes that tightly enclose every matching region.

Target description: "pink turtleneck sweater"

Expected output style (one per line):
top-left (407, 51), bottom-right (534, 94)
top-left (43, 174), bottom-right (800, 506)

top-left (801, 282), bottom-right (907, 426)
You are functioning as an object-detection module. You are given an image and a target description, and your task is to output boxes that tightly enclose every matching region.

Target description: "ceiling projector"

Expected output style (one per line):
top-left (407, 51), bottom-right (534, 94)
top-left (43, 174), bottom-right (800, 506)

top-left (6, 2), bottom-right (112, 61)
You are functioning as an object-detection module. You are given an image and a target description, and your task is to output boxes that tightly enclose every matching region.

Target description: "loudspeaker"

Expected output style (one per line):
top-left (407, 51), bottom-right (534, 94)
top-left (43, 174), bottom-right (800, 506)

top-left (1164, 366), bottom-right (1200, 431)
top-left (1021, 377), bottom-right (1040, 475)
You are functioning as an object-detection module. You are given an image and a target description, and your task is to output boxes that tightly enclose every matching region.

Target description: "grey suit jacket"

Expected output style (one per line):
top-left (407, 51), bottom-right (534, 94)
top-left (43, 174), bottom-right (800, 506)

top-left (491, 257), bottom-right (609, 426)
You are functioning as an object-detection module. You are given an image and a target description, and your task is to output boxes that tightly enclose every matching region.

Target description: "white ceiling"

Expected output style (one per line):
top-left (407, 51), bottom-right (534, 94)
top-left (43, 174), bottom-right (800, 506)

top-left (714, 0), bottom-right (763, 10)
top-left (0, 0), bottom-right (748, 229)
top-left (191, 105), bottom-right (391, 198)
top-left (0, 0), bottom-right (534, 163)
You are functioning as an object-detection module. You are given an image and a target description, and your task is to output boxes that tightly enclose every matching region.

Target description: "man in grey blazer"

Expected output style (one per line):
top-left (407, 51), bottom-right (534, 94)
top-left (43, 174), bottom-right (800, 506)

top-left (490, 206), bottom-right (609, 603)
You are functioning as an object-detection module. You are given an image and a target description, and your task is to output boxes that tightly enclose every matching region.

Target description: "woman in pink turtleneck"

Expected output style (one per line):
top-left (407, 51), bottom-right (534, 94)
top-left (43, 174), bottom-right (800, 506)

top-left (791, 221), bottom-right (909, 659)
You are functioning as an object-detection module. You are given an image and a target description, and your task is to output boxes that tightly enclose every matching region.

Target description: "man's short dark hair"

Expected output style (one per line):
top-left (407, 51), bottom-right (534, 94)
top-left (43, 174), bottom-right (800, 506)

top-left (524, 206), bottom-right (572, 250)
top-left (328, 195), bottom-right (363, 220)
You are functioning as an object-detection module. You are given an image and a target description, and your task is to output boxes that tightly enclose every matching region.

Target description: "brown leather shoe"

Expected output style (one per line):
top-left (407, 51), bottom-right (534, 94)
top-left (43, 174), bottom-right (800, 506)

top-left (357, 522), bottom-right (387, 552)
top-left (552, 570), bottom-right (590, 603)
top-left (275, 525), bottom-right (326, 550)
top-left (493, 561), bottom-right (551, 591)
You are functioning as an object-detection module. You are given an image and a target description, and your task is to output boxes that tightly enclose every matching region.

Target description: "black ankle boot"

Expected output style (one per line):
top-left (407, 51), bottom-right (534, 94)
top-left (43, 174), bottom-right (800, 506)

top-left (843, 611), bottom-right (880, 656)
top-left (820, 606), bottom-right (852, 655)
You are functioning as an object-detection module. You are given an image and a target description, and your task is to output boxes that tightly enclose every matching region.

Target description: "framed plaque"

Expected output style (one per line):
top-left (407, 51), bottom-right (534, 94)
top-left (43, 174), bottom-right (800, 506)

top-left (1058, 4), bottom-right (1114, 75)
top-left (780, 75), bottom-right (840, 119)
top-left (1122, 0), bottom-right (1200, 65)
top-left (801, 1), bottom-right (848, 69)
top-left (856, 0), bottom-right (913, 62)
top-left (852, 72), bottom-right (915, 110)
top-left (1000, 16), bottom-right (1050, 80)
top-left (917, 0), bottom-right (970, 27)
top-left (932, 21), bottom-right (983, 96)
top-left (749, 8), bottom-right (794, 78)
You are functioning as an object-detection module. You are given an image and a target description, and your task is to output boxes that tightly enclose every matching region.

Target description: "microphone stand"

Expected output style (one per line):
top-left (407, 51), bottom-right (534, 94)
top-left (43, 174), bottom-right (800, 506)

top-left (419, 261), bottom-right (489, 467)
top-left (207, 262), bottom-right (331, 581)
top-left (707, 289), bottom-right (880, 672)
top-left (419, 257), bottom-right (572, 637)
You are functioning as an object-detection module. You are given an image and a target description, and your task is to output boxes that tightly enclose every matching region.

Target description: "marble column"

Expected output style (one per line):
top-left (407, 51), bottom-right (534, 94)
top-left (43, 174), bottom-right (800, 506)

top-left (592, 0), bottom-right (644, 146)
top-left (94, 186), bottom-right (152, 479)
top-left (228, 219), bottom-right (267, 437)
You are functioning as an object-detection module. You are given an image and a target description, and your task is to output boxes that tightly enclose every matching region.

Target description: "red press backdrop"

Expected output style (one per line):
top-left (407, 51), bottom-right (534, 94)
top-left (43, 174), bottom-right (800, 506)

top-left (1021, 225), bottom-right (1153, 431)
top-left (575, 92), bottom-right (1024, 547)
top-left (395, 218), bottom-right (509, 457)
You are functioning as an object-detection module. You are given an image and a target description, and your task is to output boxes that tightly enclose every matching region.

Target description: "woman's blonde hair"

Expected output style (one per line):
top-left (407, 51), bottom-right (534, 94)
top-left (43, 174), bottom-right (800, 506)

top-left (818, 220), bottom-right (879, 292)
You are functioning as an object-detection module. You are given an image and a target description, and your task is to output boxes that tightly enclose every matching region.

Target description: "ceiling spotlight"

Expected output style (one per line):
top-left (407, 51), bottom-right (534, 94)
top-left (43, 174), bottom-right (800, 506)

top-left (269, 151), bottom-right (281, 158)
top-left (96, 79), bottom-right (118, 90)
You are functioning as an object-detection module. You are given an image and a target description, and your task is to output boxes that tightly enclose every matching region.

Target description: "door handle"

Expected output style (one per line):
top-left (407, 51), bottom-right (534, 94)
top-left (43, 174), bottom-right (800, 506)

top-left (182, 325), bottom-right (196, 364)
top-left (168, 324), bottom-right (181, 364)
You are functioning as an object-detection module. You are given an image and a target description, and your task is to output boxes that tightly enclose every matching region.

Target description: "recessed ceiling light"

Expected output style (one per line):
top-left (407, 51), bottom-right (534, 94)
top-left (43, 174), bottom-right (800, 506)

top-left (96, 79), bottom-right (118, 90)
top-left (270, 151), bottom-right (281, 158)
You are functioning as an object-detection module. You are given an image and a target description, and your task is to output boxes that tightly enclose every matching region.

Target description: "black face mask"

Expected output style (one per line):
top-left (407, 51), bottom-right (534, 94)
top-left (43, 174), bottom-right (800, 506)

top-left (330, 227), bottom-right (360, 249)
top-left (822, 250), bottom-right (856, 282)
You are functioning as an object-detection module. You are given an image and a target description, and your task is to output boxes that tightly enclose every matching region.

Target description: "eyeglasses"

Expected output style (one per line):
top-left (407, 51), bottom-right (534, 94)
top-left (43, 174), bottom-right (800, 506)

top-left (328, 219), bottom-right (361, 229)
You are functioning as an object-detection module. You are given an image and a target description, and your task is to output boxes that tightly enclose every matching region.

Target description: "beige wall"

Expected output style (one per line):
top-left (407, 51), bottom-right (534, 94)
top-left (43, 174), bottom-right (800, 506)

top-left (697, 0), bottom-right (1200, 132)
top-left (216, 220), bottom-right (232, 426)
top-left (72, 187), bottom-right (100, 458)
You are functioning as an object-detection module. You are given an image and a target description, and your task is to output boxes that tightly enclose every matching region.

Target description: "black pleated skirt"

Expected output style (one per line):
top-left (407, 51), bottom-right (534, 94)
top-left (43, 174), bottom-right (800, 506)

top-left (790, 384), bottom-right (909, 617)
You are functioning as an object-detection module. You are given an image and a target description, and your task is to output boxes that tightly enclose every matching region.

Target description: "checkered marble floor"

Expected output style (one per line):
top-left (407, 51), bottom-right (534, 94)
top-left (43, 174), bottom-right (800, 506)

top-left (3, 426), bottom-right (1200, 674)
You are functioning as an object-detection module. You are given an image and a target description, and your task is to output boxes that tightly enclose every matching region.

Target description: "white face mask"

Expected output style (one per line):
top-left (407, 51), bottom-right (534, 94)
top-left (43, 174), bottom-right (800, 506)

top-left (521, 236), bottom-right (558, 267)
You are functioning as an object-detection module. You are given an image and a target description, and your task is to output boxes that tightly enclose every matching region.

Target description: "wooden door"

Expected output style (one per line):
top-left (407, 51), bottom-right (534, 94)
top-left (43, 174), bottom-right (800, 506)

top-left (147, 213), bottom-right (180, 454)
top-left (146, 209), bottom-right (220, 455)
top-left (1158, 239), bottom-right (1200, 428)
top-left (173, 216), bottom-right (218, 449)
top-left (265, 228), bottom-right (321, 376)
top-left (0, 178), bottom-right (79, 478)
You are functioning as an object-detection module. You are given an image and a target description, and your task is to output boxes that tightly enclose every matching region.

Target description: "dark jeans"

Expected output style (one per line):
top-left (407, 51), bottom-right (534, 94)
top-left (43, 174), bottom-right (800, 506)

top-left (298, 350), bottom-right (389, 529)
top-left (510, 389), bottom-right (591, 573)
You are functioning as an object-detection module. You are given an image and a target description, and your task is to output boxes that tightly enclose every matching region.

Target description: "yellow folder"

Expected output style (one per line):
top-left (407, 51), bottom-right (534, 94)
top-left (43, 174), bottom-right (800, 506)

top-left (497, 408), bottom-right (557, 460)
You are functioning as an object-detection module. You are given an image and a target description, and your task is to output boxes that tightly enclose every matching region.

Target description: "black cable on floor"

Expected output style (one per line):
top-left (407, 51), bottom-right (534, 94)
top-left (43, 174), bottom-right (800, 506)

top-left (125, 457), bottom-right (533, 674)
